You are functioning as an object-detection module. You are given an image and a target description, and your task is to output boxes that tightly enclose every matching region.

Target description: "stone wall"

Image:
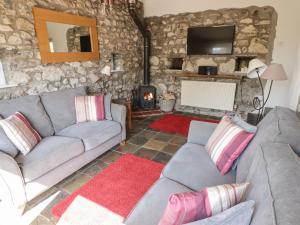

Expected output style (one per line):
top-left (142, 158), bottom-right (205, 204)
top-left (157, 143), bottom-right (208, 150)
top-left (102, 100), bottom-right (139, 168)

top-left (0, 0), bottom-right (144, 99)
top-left (146, 6), bottom-right (277, 117)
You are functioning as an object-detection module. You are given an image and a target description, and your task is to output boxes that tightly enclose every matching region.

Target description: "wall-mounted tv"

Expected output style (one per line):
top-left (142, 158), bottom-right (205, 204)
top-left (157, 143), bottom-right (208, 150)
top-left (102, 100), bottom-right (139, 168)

top-left (187, 25), bottom-right (235, 55)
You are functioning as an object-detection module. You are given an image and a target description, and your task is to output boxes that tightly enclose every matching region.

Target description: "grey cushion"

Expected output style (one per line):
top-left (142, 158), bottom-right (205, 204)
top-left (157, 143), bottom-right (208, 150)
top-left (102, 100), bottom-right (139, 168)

top-left (125, 178), bottom-right (192, 225)
top-left (58, 120), bottom-right (121, 151)
top-left (16, 136), bottom-right (84, 182)
top-left (188, 121), bottom-right (218, 146)
top-left (232, 115), bottom-right (257, 133)
top-left (237, 107), bottom-right (300, 182)
top-left (230, 115), bottom-right (257, 171)
top-left (231, 157), bottom-right (240, 171)
top-left (0, 95), bottom-right (54, 137)
top-left (40, 87), bottom-right (87, 133)
top-left (236, 120), bottom-right (279, 183)
top-left (244, 143), bottom-right (300, 225)
top-left (274, 106), bottom-right (299, 121)
top-left (258, 106), bottom-right (298, 129)
top-left (186, 200), bottom-right (255, 225)
top-left (274, 119), bottom-right (300, 156)
top-left (0, 127), bottom-right (19, 158)
top-left (162, 143), bottom-right (236, 191)
top-left (111, 103), bottom-right (127, 141)
top-left (104, 94), bottom-right (113, 121)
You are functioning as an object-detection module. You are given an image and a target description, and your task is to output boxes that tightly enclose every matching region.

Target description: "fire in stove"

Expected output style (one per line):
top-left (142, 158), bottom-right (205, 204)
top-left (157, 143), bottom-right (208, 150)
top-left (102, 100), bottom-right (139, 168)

top-left (139, 85), bottom-right (156, 109)
top-left (144, 92), bottom-right (154, 101)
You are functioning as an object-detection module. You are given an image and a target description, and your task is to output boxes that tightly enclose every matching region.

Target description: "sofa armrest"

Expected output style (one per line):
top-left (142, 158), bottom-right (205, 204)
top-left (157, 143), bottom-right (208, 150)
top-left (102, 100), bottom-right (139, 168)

top-left (111, 103), bottom-right (127, 141)
top-left (187, 121), bottom-right (218, 146)
top-left (0, 151), bottom-right (26, 214)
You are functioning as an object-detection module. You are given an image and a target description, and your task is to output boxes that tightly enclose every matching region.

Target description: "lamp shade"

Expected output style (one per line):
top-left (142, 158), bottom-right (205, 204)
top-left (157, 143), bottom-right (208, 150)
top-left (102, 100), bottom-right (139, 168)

top-left (247, 59), bottom-right (267, 79)
top-left (260, 63), bottom-right (288, 81)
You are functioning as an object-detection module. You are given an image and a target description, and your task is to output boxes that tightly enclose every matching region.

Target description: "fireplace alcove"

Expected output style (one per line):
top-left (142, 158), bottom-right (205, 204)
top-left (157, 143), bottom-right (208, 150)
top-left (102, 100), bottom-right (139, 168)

top-left (129, 1), bottom-right (157, 110)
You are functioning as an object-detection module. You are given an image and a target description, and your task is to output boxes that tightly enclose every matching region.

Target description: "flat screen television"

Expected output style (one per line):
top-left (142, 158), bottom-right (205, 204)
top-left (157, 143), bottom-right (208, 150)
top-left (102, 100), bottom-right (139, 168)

top-left (187, 25), bottom-right (235, 55)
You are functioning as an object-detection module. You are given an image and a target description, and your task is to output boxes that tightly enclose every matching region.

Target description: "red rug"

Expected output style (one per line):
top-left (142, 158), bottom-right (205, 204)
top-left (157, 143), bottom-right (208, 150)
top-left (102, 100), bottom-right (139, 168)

top-left (52, 154), bottom-right (164, 218)
top-left (148, 114), bottom-right (219, 136)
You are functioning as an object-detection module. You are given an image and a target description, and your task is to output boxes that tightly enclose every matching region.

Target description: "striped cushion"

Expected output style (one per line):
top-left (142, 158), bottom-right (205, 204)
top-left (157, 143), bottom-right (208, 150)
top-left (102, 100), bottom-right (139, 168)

top-left (0, 112), bottom-right (41, 155)
top-left (206, 116), bottom-right (255, 175)
top-left (158, 183), bottom-right (249, 225)
top-left (75, 95), bottom-right (105, 123)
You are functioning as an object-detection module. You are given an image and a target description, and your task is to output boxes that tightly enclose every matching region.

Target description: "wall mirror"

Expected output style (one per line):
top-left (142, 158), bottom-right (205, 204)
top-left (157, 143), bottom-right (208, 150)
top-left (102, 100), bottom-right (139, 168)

top-left (33, 7), bottom-right (100, 64)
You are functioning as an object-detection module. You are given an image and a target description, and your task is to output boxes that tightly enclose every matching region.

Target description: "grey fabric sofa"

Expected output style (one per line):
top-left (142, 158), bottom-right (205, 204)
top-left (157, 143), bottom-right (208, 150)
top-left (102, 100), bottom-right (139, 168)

top-left (125, 107), bottom-right (300, 225)
top-left (0, 87), bottom-right (126, 214)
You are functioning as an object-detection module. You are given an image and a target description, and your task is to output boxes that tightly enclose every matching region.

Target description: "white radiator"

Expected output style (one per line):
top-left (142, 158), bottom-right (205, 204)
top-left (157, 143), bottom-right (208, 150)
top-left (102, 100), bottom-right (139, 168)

top-left (181, 81), bottom-right (236, 111)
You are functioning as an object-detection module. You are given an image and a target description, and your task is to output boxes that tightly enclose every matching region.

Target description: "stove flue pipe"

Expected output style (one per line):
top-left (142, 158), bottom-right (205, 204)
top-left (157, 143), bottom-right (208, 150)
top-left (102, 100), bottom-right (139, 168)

top-left (127, 0), bottom-right (151, 86)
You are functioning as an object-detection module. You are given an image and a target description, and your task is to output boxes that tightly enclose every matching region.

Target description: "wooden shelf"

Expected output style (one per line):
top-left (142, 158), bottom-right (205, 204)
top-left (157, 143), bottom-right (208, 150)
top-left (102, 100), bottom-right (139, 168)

top-left (173, 73), bottom-right (245, 81)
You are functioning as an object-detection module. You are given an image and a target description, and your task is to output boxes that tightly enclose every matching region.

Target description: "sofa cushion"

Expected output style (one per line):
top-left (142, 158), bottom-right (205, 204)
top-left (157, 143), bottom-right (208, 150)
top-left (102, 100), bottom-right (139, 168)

top-left (236, 120), bottom-right (279, 183)
top-left (125, 178), bottom-right (192, 225)
top-left (237, 107), bottom-right (300, 182)
top-left (75, 95), bottom-right (105, 123)
top-left (0, 95), bottom-right (54, 137)
top-left (186, 201), bottom-right (255, 225)
top-left (274, 119), bottom-right (300, 156)
top-left (40, 87), bottom-right (87, 133)
top-left (162, 143), bottom-right (236, 191)
top-left (206, 116), bottom-right (255, 175)
top-left (244, 143), bottom-right (300, 225)
top-left (257, 106), bottom-right (298, 129)
top-left (0, 127), bottom-right (19, 158)
top-left (188, 121), bottom-right (218, 146)
top-left (58, 120), bottom-right (121, 151)
top-left (104, 94), bottom-right (113, 121)
top-left (0, 112), bottom-right (42, 155)
top-left (16, 136), bottom-right (84, 182)
top-left (158, 183), bottom-right (249, 225)
top-left (232, 114), bottom-right (257, 133)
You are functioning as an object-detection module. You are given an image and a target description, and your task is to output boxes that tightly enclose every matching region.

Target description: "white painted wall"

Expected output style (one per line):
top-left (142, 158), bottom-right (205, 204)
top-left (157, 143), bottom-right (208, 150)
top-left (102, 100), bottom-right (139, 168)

top-left (144, 0), bottom-right (300, 108)
top-left (289, 41), bottom-right (300, 110)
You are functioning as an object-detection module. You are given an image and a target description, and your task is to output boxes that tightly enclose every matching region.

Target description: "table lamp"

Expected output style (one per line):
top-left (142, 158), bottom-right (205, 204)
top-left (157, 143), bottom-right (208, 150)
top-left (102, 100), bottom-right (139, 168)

top-left (247, 59), bottom-right (288, 124)
top-left (247, 59), bottom-right (267, 79)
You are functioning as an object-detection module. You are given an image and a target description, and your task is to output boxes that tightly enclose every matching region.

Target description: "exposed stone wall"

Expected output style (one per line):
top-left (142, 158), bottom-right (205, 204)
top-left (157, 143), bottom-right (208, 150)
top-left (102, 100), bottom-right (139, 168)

top-left (0, 0), bottom-right (144, 99)
top-left (146, 6), bottom-right (277, 117)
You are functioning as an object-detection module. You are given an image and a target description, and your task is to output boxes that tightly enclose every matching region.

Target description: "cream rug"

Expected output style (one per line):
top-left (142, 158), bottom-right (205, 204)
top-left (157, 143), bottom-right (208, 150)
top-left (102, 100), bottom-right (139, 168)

top-left (57, 196), bottom-right (124, 225)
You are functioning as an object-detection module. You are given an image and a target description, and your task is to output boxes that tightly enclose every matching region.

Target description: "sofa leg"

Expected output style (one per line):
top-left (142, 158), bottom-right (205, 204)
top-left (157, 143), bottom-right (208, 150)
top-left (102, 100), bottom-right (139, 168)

top-left (120, 141), bottom-right (127, 146)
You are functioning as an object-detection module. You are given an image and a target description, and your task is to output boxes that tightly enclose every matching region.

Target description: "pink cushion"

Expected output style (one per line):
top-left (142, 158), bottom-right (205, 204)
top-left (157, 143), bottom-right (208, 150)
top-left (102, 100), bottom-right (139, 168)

top-left (0, 112), bottom-right (41, 155)
top-left (159, 183), bottom-right (249, 225)
top-left (75, 95), bottom-right (105, 123)
top-left (205, 116), bottom-right (255, 175)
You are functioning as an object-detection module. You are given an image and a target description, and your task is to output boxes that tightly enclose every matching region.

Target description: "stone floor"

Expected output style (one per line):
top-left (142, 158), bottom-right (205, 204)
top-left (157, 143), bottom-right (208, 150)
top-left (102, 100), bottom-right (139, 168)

top-left (19, 113), bottom-right (218, 225)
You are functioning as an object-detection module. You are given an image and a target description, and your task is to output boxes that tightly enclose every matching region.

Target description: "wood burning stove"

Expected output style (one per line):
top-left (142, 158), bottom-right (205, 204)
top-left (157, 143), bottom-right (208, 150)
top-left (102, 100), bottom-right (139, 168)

top-left (128, 0), bottom-right (156, 109)
top-left (139, 85), bottom-right (156, 108)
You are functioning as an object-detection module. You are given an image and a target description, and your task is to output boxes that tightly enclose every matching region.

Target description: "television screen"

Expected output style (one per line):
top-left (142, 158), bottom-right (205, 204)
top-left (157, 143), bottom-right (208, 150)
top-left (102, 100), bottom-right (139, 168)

top-left (187, 25), bottom-right (235, 55)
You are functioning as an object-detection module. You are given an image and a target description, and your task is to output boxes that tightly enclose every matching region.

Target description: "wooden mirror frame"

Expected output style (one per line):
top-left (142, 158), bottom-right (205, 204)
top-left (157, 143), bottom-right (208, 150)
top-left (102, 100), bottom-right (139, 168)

top-left (33, 7), bottom-right (100, 64)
